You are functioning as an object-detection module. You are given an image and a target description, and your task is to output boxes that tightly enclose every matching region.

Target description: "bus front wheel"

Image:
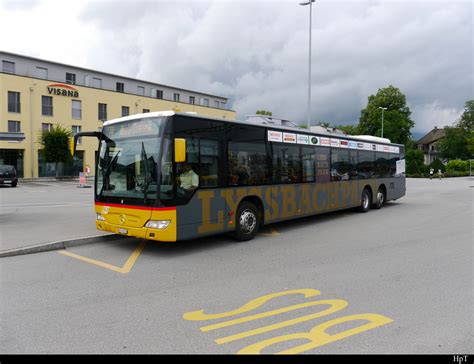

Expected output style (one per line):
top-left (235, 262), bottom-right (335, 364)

top-left (234, 201), bottom-right (260, 241)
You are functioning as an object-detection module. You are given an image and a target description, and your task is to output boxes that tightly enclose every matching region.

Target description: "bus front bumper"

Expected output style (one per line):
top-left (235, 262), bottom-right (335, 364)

top-left (96, 220), bottom-right (177, 242)
top-left (95, 206), bottom-right (177, 242)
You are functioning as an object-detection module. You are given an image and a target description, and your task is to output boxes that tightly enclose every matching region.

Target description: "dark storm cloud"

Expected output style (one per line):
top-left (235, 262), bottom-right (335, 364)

top-left (78, 0), bottom-right (473, 132)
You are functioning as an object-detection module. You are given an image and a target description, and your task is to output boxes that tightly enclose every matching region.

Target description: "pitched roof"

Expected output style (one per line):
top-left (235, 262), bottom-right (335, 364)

top-left (416, 128), bottom-right (446, 145)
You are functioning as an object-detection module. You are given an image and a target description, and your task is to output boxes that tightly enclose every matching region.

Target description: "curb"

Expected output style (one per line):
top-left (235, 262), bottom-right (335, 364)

top-left (0, 234), bottom-right (124, 258)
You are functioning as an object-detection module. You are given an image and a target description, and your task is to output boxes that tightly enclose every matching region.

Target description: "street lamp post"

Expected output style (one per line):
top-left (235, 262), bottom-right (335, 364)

top-left (378, 106), bottom-right (387, 138)
top-left (299, 0), bottom-right (315, 129)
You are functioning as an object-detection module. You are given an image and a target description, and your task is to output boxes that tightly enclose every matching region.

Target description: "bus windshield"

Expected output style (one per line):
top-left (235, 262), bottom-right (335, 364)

top-left (96, 117), bottom-right (166, 201)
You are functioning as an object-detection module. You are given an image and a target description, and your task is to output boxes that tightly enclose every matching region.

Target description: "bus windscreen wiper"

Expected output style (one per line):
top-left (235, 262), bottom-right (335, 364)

top-left (141, 141), bottom-right (150, 201)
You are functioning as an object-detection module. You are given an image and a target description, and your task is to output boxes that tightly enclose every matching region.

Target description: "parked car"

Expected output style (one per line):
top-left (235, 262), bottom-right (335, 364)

top-left (0, 165), bottom-right (18, 187)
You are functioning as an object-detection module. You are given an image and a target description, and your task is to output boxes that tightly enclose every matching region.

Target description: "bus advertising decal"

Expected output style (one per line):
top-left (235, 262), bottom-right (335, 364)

top-left (283, 133), bottom-right (297, 143)
top-left (309, 136), bottom-right (319, 146)
top-left (268, 131), bottom-right (283, 142)
top-left (297, 134), bottom-right (309, 145)
top-left (348, 141), bottom-right (358, 149)
top-left (268, 130), bottom-right (400, 154)
top-left (320, 137), bottom-right (330, 146)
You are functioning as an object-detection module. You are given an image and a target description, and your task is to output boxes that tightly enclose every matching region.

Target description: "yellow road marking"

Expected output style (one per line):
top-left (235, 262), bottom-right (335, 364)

top-left (200, 299), bottom-right (345, 333)
top-left (184, 288), bottom-right (394, 354)
top-left (259, 227), bottom-right (280, 236)
top-left (58, 240), bottom-right (147, 274)
top-left (215, 299), bottom-right (348, 344)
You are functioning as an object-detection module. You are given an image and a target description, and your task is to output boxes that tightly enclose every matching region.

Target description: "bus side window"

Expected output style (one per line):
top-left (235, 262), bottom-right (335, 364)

top-left (331, 149), bottom-right (350, 181)
top-left (302, 147), bottom-right (315, 182)
top-left (272, 144), bottom-right (301, 184)
top-left (199, 139), bottom-right (219, 187)
top-left (228, 141), bottom-right (268, 186)
top-left (349, 150), bottom-right (358, 180)
top-left (376, 152), bottom-right (390, 178)
top-left (227, 124), bottom-right (268, 186)
top-left (357, 151), bottom-right (375, 179)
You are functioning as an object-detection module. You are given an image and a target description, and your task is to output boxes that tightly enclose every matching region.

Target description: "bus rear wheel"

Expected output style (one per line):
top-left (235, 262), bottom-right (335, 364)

top-left (372, 187), bottom-right (386, 209)
top-left (358, 188), bottom-right (371, 213)
top-left (234, 201), bottom-right (260, 241)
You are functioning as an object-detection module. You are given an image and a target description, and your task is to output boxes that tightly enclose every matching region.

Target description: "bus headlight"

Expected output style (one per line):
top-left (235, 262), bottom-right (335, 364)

top-left (96, 213), bottom-right (106, 221)
top-left (145, 220), bottom-right (170, 230)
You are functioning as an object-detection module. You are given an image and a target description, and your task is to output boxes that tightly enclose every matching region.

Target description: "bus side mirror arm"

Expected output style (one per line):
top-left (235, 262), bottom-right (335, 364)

top-left (70, 131), bottom-right (102, 156)
top-left (174, 138), bottom-right (186, 163)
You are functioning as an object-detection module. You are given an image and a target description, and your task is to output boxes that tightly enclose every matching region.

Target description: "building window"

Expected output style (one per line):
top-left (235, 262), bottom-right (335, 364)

top-left (201, 98), bottom-right (209, 107)
top-left (2, 60), bottom-right (15, 73)
top-left (72, 125), bottom-right (82, 144)
top-left (189, 96), bottom-right (195, 105)
top-left (143, 108), bottom-right (150, 113)
top-left (36, 67), bottom-right (48, 79)
top-left (42, 123), bottom-right (52, 132)
top-left (92, 77), bottom-right (102, 88)
top-left (98, 103), bottom-right (107, 121)
top-left (156, 90), bottom-right (163, 99)
top-left (137, 86), bottom-right (145, 96)
top-left (72, 100), bottom-right (82, 120)
top-left (42, 96), bottom-right (53, 116)
top-left (214, 100), bottom-right (220, 108)
top-left (220, 102), bottom-right (226, 109)
top-left (174, 93), bottom-right (180, 102)
top-left (66, 72), bottom-right (76, 84)
top-left (116, 82), bottom-right (124, 93)
top-left (8, 120), bottom-right (21, 133)
top-left (8, 91), bottom-right (21, 113)
top-left (121, 106), bottom-right (130, 117)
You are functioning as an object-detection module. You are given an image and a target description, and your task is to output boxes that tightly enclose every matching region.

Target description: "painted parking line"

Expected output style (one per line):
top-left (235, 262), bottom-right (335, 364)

top-left (183, 288), bottom-right (393, 354)
top-left (58, 240), bottom-right (146, 274)
top-left (258, 227), bottom-right (280, 236)
top-left (56, 227), bottom-right (278, 274)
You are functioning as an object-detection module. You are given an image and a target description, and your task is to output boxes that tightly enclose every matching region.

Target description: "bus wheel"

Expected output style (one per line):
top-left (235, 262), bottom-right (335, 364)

top-left (234, 202), bottom-right (260, 241)
top-left (358, 188), bottom-right (371, 213)
top-left (372, 187), bottom-right (386, 209)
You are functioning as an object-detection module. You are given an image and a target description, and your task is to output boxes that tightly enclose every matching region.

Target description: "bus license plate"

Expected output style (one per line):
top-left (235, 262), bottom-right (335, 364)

top-left (118, 228), bottom-right (128, 235)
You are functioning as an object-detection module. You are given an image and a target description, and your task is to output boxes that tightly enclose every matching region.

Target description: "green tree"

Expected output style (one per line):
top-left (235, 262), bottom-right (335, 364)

top-left (437, 126), bottom-right (471, 160)
top-left (359, 85), bottom-right (414, 144)
top-left (38, 124), bottom-right (72, 178)
top-left (458, 100), bottom-right (474, 132)
top-left (437, 100), bottom-right (474, 160)
top-left (255, 110), bottom-right (272, 116)
top-left (405, 148), bottom-right (425, 175)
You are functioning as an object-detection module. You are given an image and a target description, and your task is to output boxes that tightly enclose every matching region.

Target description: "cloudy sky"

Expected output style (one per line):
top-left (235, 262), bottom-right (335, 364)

top-left (1, 0), bottom-right (472, 135)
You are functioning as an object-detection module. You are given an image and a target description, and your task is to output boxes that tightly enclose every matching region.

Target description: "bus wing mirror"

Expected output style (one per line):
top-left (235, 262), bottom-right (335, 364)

top-left (70, 131), bottom-right (102, 156)
top-left (174, 138), bottom-right (186, 163)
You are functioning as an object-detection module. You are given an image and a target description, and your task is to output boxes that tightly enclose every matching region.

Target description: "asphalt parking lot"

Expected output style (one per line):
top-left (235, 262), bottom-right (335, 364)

top-left (0, 177), bottom-right (472, 354)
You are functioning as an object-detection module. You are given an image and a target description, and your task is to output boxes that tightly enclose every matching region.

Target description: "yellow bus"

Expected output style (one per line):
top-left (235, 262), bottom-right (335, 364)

top-left (73, 111), bottom-right (405, 242)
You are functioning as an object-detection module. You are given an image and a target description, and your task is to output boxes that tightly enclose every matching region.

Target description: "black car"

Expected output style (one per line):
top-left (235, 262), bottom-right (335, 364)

top-left (0, 165), bottom-right (18, 187)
